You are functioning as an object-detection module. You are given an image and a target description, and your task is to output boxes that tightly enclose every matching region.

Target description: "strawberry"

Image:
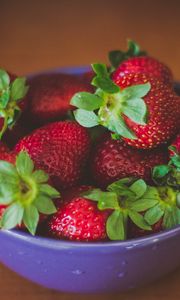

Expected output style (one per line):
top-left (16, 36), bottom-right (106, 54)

top-left (0, 69), bottom-right (28, 139)
top-left (47, 191), bottom-right (110, 241)
top-left (47, 179), bottom-right (152, 241)
top-left (71, 63), bottom-right (180, 149)
top-left (25, 73), bottom-right (93, 127)
top-left (111, 56), bottom-right (173, 86)
top-left (90, 133), bottom-right (168, 188)
top-left (108, 40), bottom-right (173, 85)
top-left (0, 151), bottom-right (59, 235)
top-left (0, 151), bottom-right (16, 164)
top-left (0, 141), bottom-right (8, 153)
top-left (15, 121), bottom-right (91, 190)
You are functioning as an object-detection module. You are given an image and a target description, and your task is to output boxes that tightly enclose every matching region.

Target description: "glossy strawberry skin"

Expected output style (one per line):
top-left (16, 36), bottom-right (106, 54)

top-left (25, 73), bottom-right (93, 126)
top-left (112, 56), bottom-right (173, 86)
top-left (91, 134), bottom-right (169, 188)
top-left (47, 192), bottom-right (110, 241)
top-left (15, 121), bottom-right (91, 190)
top-left (113, 73), bottom-right (180, 149)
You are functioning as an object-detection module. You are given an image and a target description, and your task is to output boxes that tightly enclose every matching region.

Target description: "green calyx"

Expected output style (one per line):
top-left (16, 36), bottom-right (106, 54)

top-left (152, 146), bottom-right (180, 189)
top-left (144, 186), bottom-right (180, 230)
top-left (0, 151), bottom-right (59, 235)
top-left (108, 39), bottom-right (147, 71)
top-left (71, 63), bottom-right (150, 140)
top-left (82, 178), bottom-right (154, 241)
top-left (0, 69), bottom-right (29, 138)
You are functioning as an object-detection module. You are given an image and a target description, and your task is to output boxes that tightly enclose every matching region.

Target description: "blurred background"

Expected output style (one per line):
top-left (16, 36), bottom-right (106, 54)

top-left (1, 0), bottom-right (180, 78)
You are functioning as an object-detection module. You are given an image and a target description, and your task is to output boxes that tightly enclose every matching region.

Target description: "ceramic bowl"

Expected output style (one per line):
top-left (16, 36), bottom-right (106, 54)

top-left (0, 67), bottom-right (180, 294)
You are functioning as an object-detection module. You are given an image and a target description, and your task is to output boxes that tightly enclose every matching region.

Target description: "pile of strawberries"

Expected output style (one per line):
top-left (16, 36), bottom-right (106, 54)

top-left (0, 41), bottom-right (179, 242)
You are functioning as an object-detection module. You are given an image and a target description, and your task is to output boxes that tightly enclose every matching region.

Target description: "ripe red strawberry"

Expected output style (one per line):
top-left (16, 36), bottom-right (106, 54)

top-left (0, 69), bottom-right (28, 139)
top-left (0, 141), bottom-right (8, 153)
top-left (91, 133), bottom-right (168, 188)
top-left (15, 121), bottom-right (91, 190)
top-left (113, 73), bottom-right (180, 148)
top-left (112, 56), bottom-right (173, 86)
top-left (47, 179), bottom-right (153, 241)
top-left (0, 151), bottom-right (16, 163)
top-left (25, 73), bottom-right (93, 126)
top-left (0, 151), bottom-right (59, 235)
top-left (47, 187), bottom-right (111, 241)
top-left (71, 64), bottom-right (180, 149)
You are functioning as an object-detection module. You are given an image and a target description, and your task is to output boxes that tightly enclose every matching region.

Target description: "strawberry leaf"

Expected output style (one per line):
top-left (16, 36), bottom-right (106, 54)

top-left (32, 170), bottom-right (49, 183)
top-left (23, 205), bottom-right (39, 235)
top-left (0, 184), bottom-right (17, 204)
top-left (16, 151), bottom-right (34, 177)
top-left (92, 77), bottom-right (120, 94)
top-left (122, 98), bottom-right (147, 125)
top-left (99, 112), bottom-right (136, 139)
top-left (106, 210), bottom-right (126, 240)
top-left (82, 189), bottom-right (118, 210)
top-left (129, 179), bottom-right (147, 199)
top-left (34, 196), bottom-right (57, 215)
top-left (0, 161), bottom-right (18, 178)
top-left (91, 63), bottom-right (109, 77)
top-left (1, 203), bottom-right (24, 229)
top-left (108, 40), bottom-right (146, 69)
top-left (144, 204), bottom-right (164, 225)
top-left (71, 92), bottom-right (104, 111)
top-left (39, 184), bottom-right (60, 198)
top-left (153, 165), bottom-right (171, 179)
top-left (0, 69), bottom-right (10, 89)
top-left (10, 77), bottom-right (29, 102)
top-left (128, 210), bottom-right (151, 230)
top-left (129, 198), bottom-right (159, 212)
top-left (121, 83), bottom-right (151, 99)
top-left (74, 109), bottom-right (99, 127)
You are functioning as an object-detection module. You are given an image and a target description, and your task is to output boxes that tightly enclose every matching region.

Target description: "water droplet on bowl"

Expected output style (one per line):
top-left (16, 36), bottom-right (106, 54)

top-left (18, 251), bottom-right (25, 255)
top-left (72, 269), bottom-right (85, 275)
top-left (121, 260), bottom-right (128, 266)
top-left (37, 260), bottom-right (42, 265)
top-left (117, 271), bottom-right (126, 278)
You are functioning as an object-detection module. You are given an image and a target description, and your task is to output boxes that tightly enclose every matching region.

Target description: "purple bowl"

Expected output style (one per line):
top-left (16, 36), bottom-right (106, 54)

top-left (0, 66), bottom-right (180, 294)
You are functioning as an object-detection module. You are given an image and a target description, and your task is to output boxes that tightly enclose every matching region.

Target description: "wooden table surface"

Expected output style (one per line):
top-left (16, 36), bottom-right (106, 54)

top-left (1, 0), bottom-right (180, 299)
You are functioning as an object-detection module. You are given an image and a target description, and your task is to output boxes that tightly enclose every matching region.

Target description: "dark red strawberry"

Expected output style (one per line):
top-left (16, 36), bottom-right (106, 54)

top-left (128, 215), bottom-right (163, 239)
top-left (71, 64), bottom-right (180, 149)
top-left (112, 56), bottom-right (173, 86)
top-left (15, 121), bottom-right (91, 190)
top-left (25, 73), bottom-right (93, 127)
top-left (91, 133), bottom-right (168, 188)
top-left (0, 69), bottom-right (28, 139)
top-left (0, 151), bottom-right (59, 235)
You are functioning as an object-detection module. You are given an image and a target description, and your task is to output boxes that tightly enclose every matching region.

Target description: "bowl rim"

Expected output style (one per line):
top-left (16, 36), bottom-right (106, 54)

top-left (1, 65), bottom-right (178, 250)
top-left (1, 226), bottom-right (180, 250)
